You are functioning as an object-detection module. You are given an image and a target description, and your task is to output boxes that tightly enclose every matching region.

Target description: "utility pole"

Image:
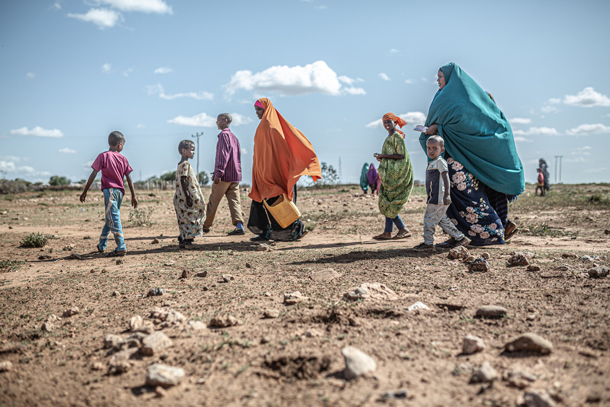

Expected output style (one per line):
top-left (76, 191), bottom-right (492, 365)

top-left (192, 132), bottom-right (203, 183)
top-left (338, 157), bottom-right (342, 184)
top-left (554, 155), bottom-right (563, 184)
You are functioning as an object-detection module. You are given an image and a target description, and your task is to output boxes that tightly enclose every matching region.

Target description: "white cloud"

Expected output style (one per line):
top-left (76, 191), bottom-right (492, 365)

top-left (123, 67), bottom-right (133, 77)
top-left (168, 112), bottom-right (216, 127)
top-left (315, 5), bottom-right (327, 9)
top-left (68, 8), bottom-right (123, 29)
top-left (405, 79), bottom-right (414, 85)
top-left (241, 148), bottom-right (248, 155)
top-left (338, 76), bottom-right (363, 86)
top-left (565, 123), bottom-right (610, 136)
top-left (10, 126), bottom-right (64, 138)
top-left (379, 73), bottom-right (390, 81)
top-left (578, 146), bottom-right (591, 150)
top-left (540, 105), bottom-right (558, 114)
top-left (83, 160), bottom-right (94, 171)
top-left (0, 159), bottom-right (51, 178)
top-left (548, 98), bottom-right (561, 104)
top-left (53, 3), bottom-right (62, 10)
top-left (102, 63), bottom-right (112, 73)
top-left (584, 167), bottom-right (607, 173)
top-left (224, 60), bottom-right (365, 97)
top-left (421, 77), bottom-right (428, 82)
top-left (509, 117), bottom-right (531, 125)
top-left (513, 136), bottom-right (532, 143)
top-left (148, 83), bottom-right (214, 101)
top-left (513, 127), bottom-right (559, 136)
top-left (154, 67), bottom-right (173, 74)
top-left (59, 148), bottom-right (77, 154)
top-left (230, 113), bottom-right (252, 126)
top-left (95, 0), bottom-right (172, 14)
top-left (389, 49), bottom-right (399, 54)
top-left (136, 123), bottom-right (145, 128)
top-left (366, 112), bottom-right (427, 129)
top-left (563, 87), bottom-right (610, 108)
top-left (564, 156), bottom-right (586, 163)
top-left (26, 72), bottom-right (36, 79)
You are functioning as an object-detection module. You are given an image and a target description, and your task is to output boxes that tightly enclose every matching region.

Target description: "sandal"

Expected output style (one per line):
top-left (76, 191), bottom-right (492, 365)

top-left (106, 250), bottom-right (126, 257)
top-left (392, 229), bottom-right (412, 239)
top-left (96, 244), bottom-right (104, 253)
top-left (504, 220), bottom-right (519, 240)
top-left (373, 234), bottom-right (392, 240)
top-left (436, 237), bottom-right (456, 248)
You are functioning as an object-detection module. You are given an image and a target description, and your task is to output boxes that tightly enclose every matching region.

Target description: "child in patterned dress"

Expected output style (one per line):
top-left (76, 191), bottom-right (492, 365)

top-left (173, 140), bottom-right (206, 249)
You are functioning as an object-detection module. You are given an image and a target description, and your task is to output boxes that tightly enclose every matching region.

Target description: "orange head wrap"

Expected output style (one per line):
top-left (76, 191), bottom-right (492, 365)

top-left (382, 113), bottom-right (406, 138)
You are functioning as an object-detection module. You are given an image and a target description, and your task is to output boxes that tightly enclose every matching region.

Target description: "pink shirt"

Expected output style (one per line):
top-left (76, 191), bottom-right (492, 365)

top-left (91, 151), bottom-right (133, 194)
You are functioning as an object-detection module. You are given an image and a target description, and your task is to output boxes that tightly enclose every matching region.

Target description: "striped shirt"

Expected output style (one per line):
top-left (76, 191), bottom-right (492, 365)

top-left (213, 128), bottom-right (242, 182)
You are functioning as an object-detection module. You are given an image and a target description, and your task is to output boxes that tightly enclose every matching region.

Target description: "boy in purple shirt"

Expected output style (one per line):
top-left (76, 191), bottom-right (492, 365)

top-left (80, 131), bottom-right (138, 256)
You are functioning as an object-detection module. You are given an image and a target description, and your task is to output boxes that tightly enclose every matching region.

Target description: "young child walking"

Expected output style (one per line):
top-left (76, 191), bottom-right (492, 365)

top-left (535, 168), bottom-right (545, 196)
top-left (80, 131), bottom-right (138, 257)
top-left (174, 140), bottom-right (206, 249)
top-left (414, 135), bottom-right (470, 250)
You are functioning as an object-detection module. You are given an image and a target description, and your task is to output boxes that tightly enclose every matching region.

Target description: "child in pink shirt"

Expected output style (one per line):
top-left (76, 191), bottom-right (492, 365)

top-left (80, 131), bottom-right (138, 256)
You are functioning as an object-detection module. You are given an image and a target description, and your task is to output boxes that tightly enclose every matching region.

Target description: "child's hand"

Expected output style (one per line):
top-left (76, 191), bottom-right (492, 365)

top-left (80, 192), bottom-right (87, 203)
top-left (443, 195), bottom-right (451, 205)
top-left (214, 177), bottom-right (220, 185)
top-left (131, 195), bottom-right (138, 208)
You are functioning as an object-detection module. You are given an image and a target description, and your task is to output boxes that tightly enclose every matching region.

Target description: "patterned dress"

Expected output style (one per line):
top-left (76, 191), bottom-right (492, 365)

top-left (445, 155), bottom-right (505, 246)
top-left (173, 161), bottom-right (206, 240)
top-left (378, 132), bottom-right (414, 218)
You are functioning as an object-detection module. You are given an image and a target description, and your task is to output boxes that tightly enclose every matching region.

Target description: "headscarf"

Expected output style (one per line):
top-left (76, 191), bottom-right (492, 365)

top-left (367, 163), bottom-right (378, 185)
top-left (249, 98), bottom-right (322, 202)
top-left (382, 113), bottom-right (406, 138)
top-left (419, 62), bottom-right (524, 196)
top-left (360, 163), bottom-right (369, 190)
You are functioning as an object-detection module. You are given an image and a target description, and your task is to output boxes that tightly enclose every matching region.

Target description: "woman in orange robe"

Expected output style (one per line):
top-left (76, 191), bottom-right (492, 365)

top-left (247, 98), bottom-right (322, 241)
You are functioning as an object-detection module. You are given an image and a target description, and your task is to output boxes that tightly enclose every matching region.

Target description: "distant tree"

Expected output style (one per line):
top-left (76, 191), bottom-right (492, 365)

top-left (49, 176), bottom-right (70, 186)
top-left (160, 171), bottom-right (176, 182)
top-left (319, 162), bottom-right (340, 185)
top-left (198, 171), bottom-right (210, 186)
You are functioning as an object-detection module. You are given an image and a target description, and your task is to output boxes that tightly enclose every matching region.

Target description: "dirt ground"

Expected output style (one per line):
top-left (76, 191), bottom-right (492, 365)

top-left (0, 183), bottom-right (609, 407)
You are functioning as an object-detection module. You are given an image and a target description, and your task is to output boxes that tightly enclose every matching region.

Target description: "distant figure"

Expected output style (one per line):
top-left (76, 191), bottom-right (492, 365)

top-left (80, 131), bottom-right (138, 257)
top-left (367, 163), bottom-right (380, 196)
top-left (539, 158), bottom-right (551, 191)
top-left (535, 168), bottom-right (545, 196)
top-left (372, 113), bottom-right (414, 240)
top-left (359, 163), bottom-right (370, 193)
top-left (203, 113), bottom-right (245, 236)
top-left (174, 140), bottom-right (206, 249)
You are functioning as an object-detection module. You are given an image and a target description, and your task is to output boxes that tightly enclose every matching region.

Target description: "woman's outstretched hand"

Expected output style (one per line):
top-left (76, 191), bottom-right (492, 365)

top-left (425, 124), bottom-right (438, 135)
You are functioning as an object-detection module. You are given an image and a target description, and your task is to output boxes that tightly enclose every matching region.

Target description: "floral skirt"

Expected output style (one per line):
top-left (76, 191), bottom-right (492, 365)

top-left (445, 156), bottom-right (505, 246)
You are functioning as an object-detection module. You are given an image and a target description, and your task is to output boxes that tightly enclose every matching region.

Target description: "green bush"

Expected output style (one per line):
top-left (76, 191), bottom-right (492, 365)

top-left (128, 207), bottom-right (154, 227)
top-left (20, 232), bottom-right (48, 248)
top-left (49, 176), bottom-right (71, 186)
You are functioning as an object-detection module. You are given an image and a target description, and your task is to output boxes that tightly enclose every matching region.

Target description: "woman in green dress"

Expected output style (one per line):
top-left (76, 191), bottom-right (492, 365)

top-left (373, 113), bottom-right (414, 240)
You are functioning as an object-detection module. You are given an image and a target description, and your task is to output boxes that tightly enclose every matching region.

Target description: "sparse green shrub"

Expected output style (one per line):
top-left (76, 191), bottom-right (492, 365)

top-left (0, 260), bottom-right (24, 272)
top-left (49, 176), bottom-right (71, 186)
top-left (128, 207), bottom-right (154, 227)
top-left (20, 232), bottom-right (48, 248)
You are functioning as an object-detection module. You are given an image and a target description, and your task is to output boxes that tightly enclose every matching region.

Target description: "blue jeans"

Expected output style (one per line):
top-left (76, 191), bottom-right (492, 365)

top-left (99, 188), bottom-right (126, 252)
top-left (384, 215), bottom-right (405, 233)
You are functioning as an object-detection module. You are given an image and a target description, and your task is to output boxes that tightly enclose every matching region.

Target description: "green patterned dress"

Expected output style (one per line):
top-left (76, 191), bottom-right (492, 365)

top-left (378, 132), bottom-right (414, 219)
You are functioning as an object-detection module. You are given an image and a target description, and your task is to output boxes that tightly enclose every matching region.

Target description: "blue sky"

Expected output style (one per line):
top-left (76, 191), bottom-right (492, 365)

top-left (1, 0), bottom-right (609, 186)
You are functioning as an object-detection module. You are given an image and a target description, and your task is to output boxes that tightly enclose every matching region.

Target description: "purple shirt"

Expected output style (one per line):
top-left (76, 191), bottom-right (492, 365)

top-left (91, 151), bottom-right (133, 194)
top-left (213, 129), bottom-right (242, 182)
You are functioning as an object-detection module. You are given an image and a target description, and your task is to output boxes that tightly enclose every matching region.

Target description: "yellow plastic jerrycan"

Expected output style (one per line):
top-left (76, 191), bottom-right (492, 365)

top-left (263, 193), bottom-right (301, 228)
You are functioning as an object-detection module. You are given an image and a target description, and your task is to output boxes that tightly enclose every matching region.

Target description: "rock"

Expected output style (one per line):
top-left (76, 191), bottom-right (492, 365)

top-left (112, 290), bottom-right (120, 297)
top-left (341, 346), bottom-right (376, 380)
top-left (0, 361), bottom-right (13, 372)
top-left (68, 253), bottom-right (83, 260)
top-left (481, 252), bottom-right (490, 259)
top-left (505, 333), bottom-right (552, 354)
top-left (155, 386), bottom-right (167, 398)
top-left (348, 317), bottom-right (361, 327)
top-left (462, 254), bottom-right (476, 263)
top-left (141, 332), bottom-right (173, 356)
top-left (222, 275), bottom-right (234, 282)
top-left (303, 329), bottom-right (323, 338)
top-left (185, 320), bottom-right (206, 331)
top-left (468, 258), bottom-right (491, 272)
top-left (407, 301), bottom-right (430, 311)
top-left (256, 244), bottom-right (269, 252)
top-left (245, 263), bottom-right (252, 268)
top-left (263, 309), bottom-right (280, 319)
top-left (38, 255), bottom-right (52, 260)
top-left (150, 308), bottom-right (187, 326)
top-left (83, 236), bottom-right (91, 240)
top-left (503, 368), bottom-right (536, 389)
top-left (91, 362), bottom-right (104, 371)
top-left (588, 266), bottom-right (609, 278)
top-left (133, 324), bottom-right (154, 335)
top-left (151, 238), bottom-right (160, 244)
top-left (476, 305), bottom-right (507, 318)
top-left (448, 246), bottom-right (470, 260)
top-left (508, 252), bottom-right (530, 267)
top-left (63, 244), bottom-right (75, 251)
top-left (527, 265), bottom-right (541, 272)
top-left (561, 253), bottom-right (577, 258)
top-left (523, 390), bottom-right (555, 407)
top-left (580, 255), bottom-right (599, 262)
top-left (147, 288), bottom-right (166, 297)
top-left (129, 316), bottom-right (143, 331)
top-left (146, 364), bottom-right (185, 388)
top-left (284, 291), bottom-right (308, 305)
top-left (194, 270), bottom-right (208, 277)
top-left (42, 322), bottom-right (54, 332)
top-left (104, 334), bottom-right (124, 349)
top-left (462, 335), bottom-right (485, 354)
top-left (470, 361), bottom-right (498, 383)
top-left (343, 283), bottom-right (398, 302)
top-left (116, 259), bottom-right (124, 265)
top-left (108, 348), bottom-right (138, 374)
top-left (62, 307), bottom-right (79, 318)
top-left (310, 268), bottom-right (340, 281)
top-left (261, 336), bottom-right (271, 344)
top-left (209, 315), bottom-right (238, 328)
top-left (181, 269), bottom-right (190, 279)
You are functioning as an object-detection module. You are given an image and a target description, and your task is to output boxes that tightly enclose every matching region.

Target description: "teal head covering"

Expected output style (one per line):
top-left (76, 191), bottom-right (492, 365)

top-left (419, 63), bottom-right (524, 196)
top-left (360, 163), bottom-right (370, 191)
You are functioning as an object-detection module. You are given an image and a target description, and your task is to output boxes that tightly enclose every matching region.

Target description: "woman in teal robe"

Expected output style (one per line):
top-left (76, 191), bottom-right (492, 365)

top-left (419, 63), bottom-right (524, 246)
top-left (359, 163), bottom-right (370, 193)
